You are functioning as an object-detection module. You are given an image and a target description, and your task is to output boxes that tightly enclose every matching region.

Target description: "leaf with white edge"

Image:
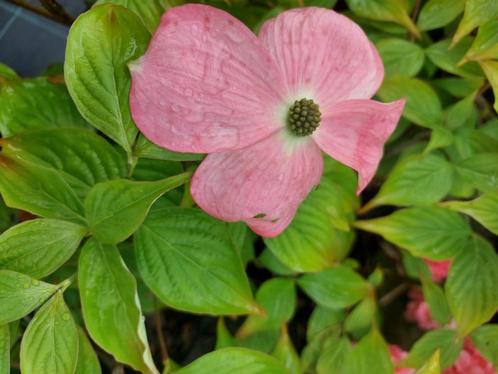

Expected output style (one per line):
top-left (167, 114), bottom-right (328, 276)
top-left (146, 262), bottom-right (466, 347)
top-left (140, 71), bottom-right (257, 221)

top-left (0, 155), bottom-right (85, 224)
top-left (376, 39), bottom-right (425, 78)
top-left (354, 207), bottom-right (471, 260)
top-left (0, 219), bottom-right (86, 278)
top-left (416, 350), bottom-right (440, 374)
top-left (426, 38), bottom-right (483, 79)
top-left (345, 0), bottom-right (419, 37)
top-left (471, 324), bottom-right (498, 367)
top-left (0, 270), bottom-right (58, 325)
top-left (94, 0), bottom-right (171, 33)
top-left (264, 175), bottom-right (356, 272)
top-left (65, 4), bottom-right (150, 153)
top-left (406, 329), bottom-right (463, 369)
top-left (0, 77), bottom-right (87, 137)
top-left (445, 235), bottom-right (498, 336)
top-left (442, 193), bottom-right (498, 235)
top-left (298, 266), bottom-right (369, 309)
top-left (465, 20), bottom-right (498, 62)
top-left (378, 77), bottom-right (443, 128)
top-left (417, 0), bottom-right (465, 31)
top-left (479, 60), bottom-right (498, 113)
top-left (342, 328), bottom-right (393, 374)
top-left (365, 153), bottom-right (454, 210)
top-left (272, 328), bottom-right (301, 374)
top-left (20, 292), bottom-right (79, 374)
top-left (133, 135), bottom-right (203, 162)
top-left (85, 172), bottom-right (191, 244)
top-left (75, 328), bottom-right (102, 374)
top-left (455, 153), bottom-right (498, 192)
top-left (238, 278), bottom-right (296, 337)
top-left (175, 347), bottom-right (289, 374)
top-left (79, 239), bottom-right (158, 374)
top-left (452, 0), bottom-right (498, 47)
top-left (0, 128), bottom-right (127, 198)
top-left (0, 324), bottom-right (9, 374)
top-left (135, 207), bottom-right (258, 315)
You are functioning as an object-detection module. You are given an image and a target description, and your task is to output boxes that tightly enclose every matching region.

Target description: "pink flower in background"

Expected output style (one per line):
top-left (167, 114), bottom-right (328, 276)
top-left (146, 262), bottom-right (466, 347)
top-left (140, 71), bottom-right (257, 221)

top-left (389, 345), bottom-right (415, 374)
top-left (405, 288), bottom-right (440, 331)
top-left (446, 339), bottom-right (496, 374)
top-left (130, 4), bottom-right (405, 236)
top-left (424, 259), bottom-right (451, 283)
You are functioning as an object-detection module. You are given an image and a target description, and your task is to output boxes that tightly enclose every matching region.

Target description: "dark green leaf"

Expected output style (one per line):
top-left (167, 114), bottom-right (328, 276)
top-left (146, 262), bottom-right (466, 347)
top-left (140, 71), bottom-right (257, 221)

top-left (455, 153), bottom-right (498, 192)
top-left (0, 324), bottom-right (9, 373)
top-left (417, 0), bottom-right (465, 31)
top-left (135, 207), bottom-right (257, 315)
top-left (376, 38), bottom-right (424, 77)
top-left (421, 277), bottom-right (452, 325)
top-left (133, 135), bottom-right (203, 162)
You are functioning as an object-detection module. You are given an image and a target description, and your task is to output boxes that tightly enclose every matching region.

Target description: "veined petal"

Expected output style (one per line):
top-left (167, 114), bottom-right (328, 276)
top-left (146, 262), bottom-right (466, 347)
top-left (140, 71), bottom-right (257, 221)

top-left (313, 99), bottom-right (405, 194)
top-left (130, 4), bottom-right (286, 153)
top-left (258, 8), bottom-right (384, 111)
top-left (190, 131), bottom-right (323, 237)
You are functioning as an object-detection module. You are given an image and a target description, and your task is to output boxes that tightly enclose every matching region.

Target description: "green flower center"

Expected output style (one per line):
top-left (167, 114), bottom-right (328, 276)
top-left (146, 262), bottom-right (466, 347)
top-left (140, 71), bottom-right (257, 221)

top-left (287, 98), bottom-right (321, 137)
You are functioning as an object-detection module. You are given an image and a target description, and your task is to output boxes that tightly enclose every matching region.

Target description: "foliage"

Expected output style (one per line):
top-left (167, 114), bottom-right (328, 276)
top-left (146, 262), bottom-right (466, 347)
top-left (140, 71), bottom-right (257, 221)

top-left (1, 0), bottom-right (497, 373)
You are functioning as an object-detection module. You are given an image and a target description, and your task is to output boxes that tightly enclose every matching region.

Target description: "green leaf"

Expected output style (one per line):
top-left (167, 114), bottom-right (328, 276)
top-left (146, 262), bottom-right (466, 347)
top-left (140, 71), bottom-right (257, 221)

top-left (345, 0), bottom-right (420, 37)
top-left (94, 0), bottom-right (170, 33)
top-left (20, 292), bottom-right (78, 374)
top-left (464, 20), bottom-right (498, 62)
top-left (78, 239), bottom-right (158, 374)
top-left (455, 153), bottom-right (498, 192)
top-left (85, 173), bottom-right (191, 244)
top-left (445, 235), bottom-right (498, 336)
top-left (415, 350), bottom-right (441, 374)
top-left (376, 38), bottom-right (424, 77)
top-left (298, 266), bottom-right (369, 309)
top-left (0, 155), bottom-right (86, 224)
top-left (238, 278), bottom-right (296, 336)
top-left (1, 128), bottom-right (127, 198)
top-left (0, 63), bottom-right (18, 80)
top-left (444, 94), bottom-right (478, 130)
top-left (272, 328), bottom-right (301, 374)
top-left (264, 176), bottom-right (356, 272)
top-left (307, 306), bottom-right (345, 342)
top-left (406, 329), bottom-right (462, 369)
top-left (479, 60), bottom-right (498, 113)
top-left (175, 347), bottom-right (289, 374)
top-left (432, 77), bottom-right (484, 98)
top-left (344, 297), bottom-right (377, 339)
top-left (343, 328), bottom-right (393, 374)
top-left (471, 324), bottom-right (498, 367)
top-left (442, 193), bottom-right (498, 235)
top-left (452, 0), bottom-right (498, 47)
top-left (316, 335), bottom-right (351, 374)
top-left (366, 153), bottom-right (454, 209)
top-left (426, 38), bottom-right (483, 79)
top-left (259, 249), bottom-right (297, 276)
top-left (0, 77), bottom-right (87, 137)
top-left (135, 206), bottom-right (257, 315)
top-left (378, 77), bottom-right (443, 128)
top-left (75, 328), bottom-right (102, 374)
top-left (133, 135), bottom-right (203, 162)
top-left (425, 127), bottom-right (454, 154)
top-left (216, 318), bottom-right (235, 350)
top-left (421, 277), bottom-right (452, 325)
top-left (65, 4), bottom-right (150, 153)
top-left (354, 207), bottom-right (471, 260)
top-left (417, 0), bottom-right (465, 31)
top-left (0, 219), bottom-right (86, 278)
top-left (0, 270), bottom-right (58, 325)
top-left (0, 324), bottom-right (9, 374)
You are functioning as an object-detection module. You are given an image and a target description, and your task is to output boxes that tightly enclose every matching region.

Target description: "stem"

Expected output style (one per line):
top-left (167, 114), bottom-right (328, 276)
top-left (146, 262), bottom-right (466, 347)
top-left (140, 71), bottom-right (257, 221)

top-left (6, 0), bottom-right (73, 25)
top-left (154, 299), bottom-right (169, 362)
top-left (39, 0), bottom-right (74, 23)
top-left (379, 283), bottom-right (409, 307)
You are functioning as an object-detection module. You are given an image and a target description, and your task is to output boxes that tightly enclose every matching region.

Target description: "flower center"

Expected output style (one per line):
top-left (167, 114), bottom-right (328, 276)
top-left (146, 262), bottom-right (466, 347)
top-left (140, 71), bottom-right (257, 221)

top-left (287, 98), bottom-right (321, 137)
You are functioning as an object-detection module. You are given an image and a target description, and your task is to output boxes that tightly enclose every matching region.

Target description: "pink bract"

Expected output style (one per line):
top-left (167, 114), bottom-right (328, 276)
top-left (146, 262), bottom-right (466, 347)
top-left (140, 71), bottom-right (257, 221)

top-left (405, 287), bottom-right (440, 331)
top-left (424, 259), bottom-right (451, 283)
top-left (129, 4), bottom-right (405, 236)
top-left (389, 345), bottom-right (415, 374)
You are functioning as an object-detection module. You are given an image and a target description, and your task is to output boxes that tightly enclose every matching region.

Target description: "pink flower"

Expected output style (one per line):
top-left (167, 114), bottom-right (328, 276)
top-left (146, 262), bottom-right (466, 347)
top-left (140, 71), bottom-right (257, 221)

top-left (424, 259), bottom-right (451, 283)
top-left (130, 5), bottom-right (405, 237)
top-left (445, 339), bottom-right (496, 374)
top-left (405, 288), bottom-right (440, 331)
top-left (389, 345), bottom-right (415, 374)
